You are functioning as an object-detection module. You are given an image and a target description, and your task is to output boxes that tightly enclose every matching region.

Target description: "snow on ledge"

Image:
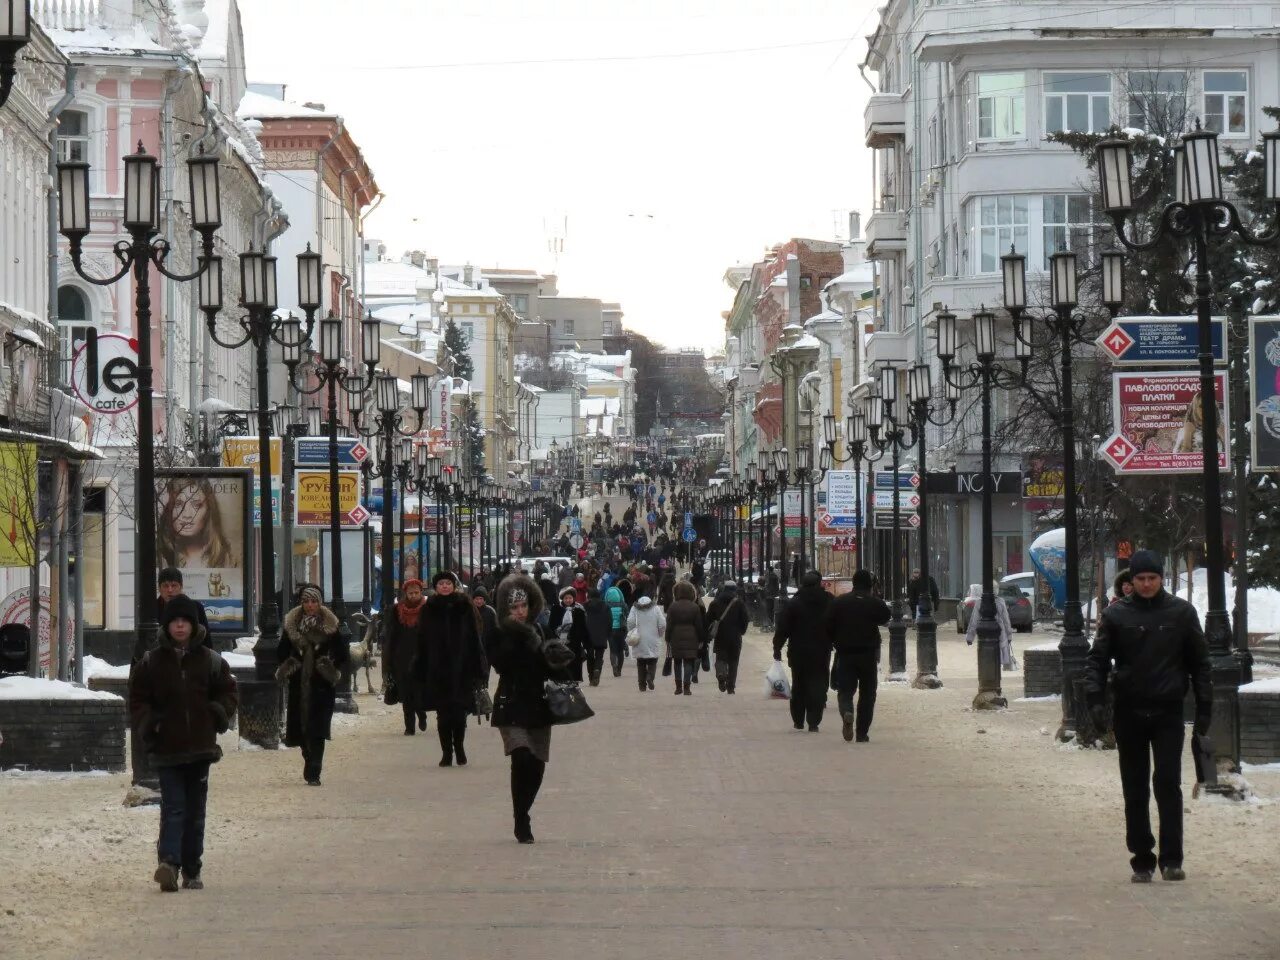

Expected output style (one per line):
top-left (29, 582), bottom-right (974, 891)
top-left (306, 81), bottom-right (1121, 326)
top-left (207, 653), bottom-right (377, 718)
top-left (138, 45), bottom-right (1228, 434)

top-left (82, 655), bottom-right (130, 681)
top-left (0, 676), bottom-right (122, 701)
top-left (1240, 677), bottom-right (1280, 695)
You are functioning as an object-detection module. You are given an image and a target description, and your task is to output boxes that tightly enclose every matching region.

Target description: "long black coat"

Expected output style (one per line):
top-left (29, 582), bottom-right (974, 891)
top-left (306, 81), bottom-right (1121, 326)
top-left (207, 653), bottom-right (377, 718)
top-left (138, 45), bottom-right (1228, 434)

top-left (416, 591), bottom-right (487, 713)
top-left (773, 584), bottom-right (834, 672)
top-left (383, 600), bottom-right (426, 712)
top-left (708, 592), bottom-right (749, 658)
top-left (487, 574), bottom-right (573, 729)
top-left (278, 605), bottom-right (348, 745)
top-left (825, 590), bottom-right (892, 655)
top-left (547, 602), bottom-right (589, 681)
top-left (583, 597), bottom-right (612, 650)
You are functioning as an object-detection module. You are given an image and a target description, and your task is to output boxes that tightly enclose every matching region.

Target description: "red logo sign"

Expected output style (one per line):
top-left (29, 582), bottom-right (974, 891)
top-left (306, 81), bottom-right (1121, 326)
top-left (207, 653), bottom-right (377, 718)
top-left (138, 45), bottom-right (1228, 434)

top-left (906, 514), bottom-right (921, 528)
top-left (1100, 324), bottom-right (1135, 359)
top-left (1101, 433), bottom-right (1137, 469)
top-left (346, 504), bottom-right (370, 525)
top-left (908, 473), bottom-right (921, 488)
top-left (350, 442), bottom-right (369, 463)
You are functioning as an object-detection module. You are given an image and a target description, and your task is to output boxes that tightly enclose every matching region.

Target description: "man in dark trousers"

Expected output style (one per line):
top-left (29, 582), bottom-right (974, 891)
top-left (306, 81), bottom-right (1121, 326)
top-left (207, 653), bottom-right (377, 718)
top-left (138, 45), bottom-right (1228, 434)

top-left (1084, 549), bottom-right (1211, 884)
top-left (905, 568), bottom-right (940, 618)
top-left (772, 571), bottom-right (833, 732)
top-left (826, 569), bottom-right (892, 742)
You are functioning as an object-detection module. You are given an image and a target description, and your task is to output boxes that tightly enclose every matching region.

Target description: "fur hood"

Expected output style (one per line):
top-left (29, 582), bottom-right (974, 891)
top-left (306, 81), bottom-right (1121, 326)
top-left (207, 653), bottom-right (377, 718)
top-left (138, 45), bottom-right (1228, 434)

top-left (673, 580), bottom-right (698, 603)
top-left (283, 603), bottom-right (340, 643)
top-left (495, 572), bottom-right (545, 627)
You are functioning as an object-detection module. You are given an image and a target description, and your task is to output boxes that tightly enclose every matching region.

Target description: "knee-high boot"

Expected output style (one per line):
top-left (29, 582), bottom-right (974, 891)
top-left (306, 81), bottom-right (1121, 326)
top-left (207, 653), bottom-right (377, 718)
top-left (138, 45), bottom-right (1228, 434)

top-left (510, 747), bottom-right (544, 843)
top-left (437, 716), bottom-right (453, 767)
top-left (451, 711), bottom-right (468, 766)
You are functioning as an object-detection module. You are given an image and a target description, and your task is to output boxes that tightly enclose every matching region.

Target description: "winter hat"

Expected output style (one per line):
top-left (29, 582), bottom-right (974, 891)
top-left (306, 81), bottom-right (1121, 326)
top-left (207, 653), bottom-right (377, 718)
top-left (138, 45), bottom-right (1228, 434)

top-left (852, 569), bottom-right (874, 590)
top-left (432, 570), bottom-right (460, 589)
top-left (401, 578), bottom-right (424, 592)
top-left (472, 586), bottom-right (489, 601)
top-left (722, 580), bottom-right (738, 593)
top-left (1127, 550), bottom-right (1164, 578)
top-left (161, 594), bottom-right (201, 631)
top-left (299, 584), bottom-right (323, 604)
top-left (574, 572), bottom-right (586, 582)
top-left (559, 585), bottom-right (577, 600)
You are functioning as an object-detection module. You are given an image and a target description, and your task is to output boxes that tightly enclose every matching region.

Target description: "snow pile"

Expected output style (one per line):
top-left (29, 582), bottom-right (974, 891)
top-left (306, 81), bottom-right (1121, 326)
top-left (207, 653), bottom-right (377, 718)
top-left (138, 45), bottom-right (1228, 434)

top-left (1174, 568), bottom-right (1280, 634)
top-left (0, 677), bottom-right (121, 702)
top-left (81, 656), bottom-right (130, 681)
top-left (223, 652), bottom-right (256, 671)
top-left (1027, 642), bottom-right (1061, 652)
top-left (233, 637), bottom-right (257, 654)
top-left (1240, 677), bottom-right (1280, 695)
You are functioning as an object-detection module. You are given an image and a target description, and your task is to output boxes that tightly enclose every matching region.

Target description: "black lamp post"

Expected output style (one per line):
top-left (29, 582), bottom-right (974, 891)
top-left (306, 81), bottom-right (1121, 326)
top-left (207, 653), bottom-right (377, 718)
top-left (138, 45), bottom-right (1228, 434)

top-left (773, 447), bottom-right (790, 593)
top-left (0, 1), bottom-right (30, 111)
top-left (57, 142), bottom-right (222, 675)
top-left (937, 306), bottom-right (1033, 710)
top-left (354, 372), bottom-right (429, 634)
top-left (202, 249), bottom-right (317, 678)
top-left (866, 367), bottom-right (918, 681)
top-left (1096, 126), bottom-right (1280, 767)
top-left (420, 454), bottom-right (448, 576)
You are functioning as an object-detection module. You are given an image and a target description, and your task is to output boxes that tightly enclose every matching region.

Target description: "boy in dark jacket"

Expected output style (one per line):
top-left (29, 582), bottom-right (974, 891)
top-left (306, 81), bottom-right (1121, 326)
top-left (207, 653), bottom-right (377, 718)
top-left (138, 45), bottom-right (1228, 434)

top-left (128, 595), bottom-right (237, 892)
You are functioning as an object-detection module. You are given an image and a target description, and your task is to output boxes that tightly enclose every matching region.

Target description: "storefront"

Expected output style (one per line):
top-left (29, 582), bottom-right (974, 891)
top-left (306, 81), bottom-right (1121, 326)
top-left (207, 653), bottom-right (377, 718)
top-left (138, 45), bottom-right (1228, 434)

top-left (924, 471), bottom-right (1027, 602)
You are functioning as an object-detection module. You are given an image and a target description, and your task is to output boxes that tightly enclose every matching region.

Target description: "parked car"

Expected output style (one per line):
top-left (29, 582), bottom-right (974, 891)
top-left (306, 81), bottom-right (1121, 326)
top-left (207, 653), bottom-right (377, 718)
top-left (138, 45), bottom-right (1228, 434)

top-left (956, 583), bottom-right (1033, 633)
top-left (999, 571), bottom-right (1036, 605)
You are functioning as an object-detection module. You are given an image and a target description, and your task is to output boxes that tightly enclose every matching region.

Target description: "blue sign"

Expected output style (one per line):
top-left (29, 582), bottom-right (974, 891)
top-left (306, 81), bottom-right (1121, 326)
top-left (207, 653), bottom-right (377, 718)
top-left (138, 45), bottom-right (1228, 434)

top-left (295, 436), bottom-right (371, 467)
top-left (570, 517), bottom-right (582, 533)
top-left (873, 470), bottom-right (920, 490)
top-left (1096, 317), bottom-right (1225, 365)
top-left (682, 527), bottom-right (697, 543)
top-left (684, 511), bottom-right (693, 527)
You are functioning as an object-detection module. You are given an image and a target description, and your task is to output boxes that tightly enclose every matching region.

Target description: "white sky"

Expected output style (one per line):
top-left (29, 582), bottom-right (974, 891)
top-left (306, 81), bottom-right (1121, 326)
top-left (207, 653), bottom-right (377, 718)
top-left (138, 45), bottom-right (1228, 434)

top-left (238, 0), bottom-right (880, 351)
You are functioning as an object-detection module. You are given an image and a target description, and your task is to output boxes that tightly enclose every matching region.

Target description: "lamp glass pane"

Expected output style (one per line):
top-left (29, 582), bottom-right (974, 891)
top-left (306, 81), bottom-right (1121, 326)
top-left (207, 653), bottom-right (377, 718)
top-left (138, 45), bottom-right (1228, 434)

top-left (57, 163), bottom-right (91, 234)
top-left (1014, 317), bottom-right (1033, 359)
top-left (1183, 130), bottom-right (1222, 203)
top-left (823, 413), bottom-right (836, 445)
top-left (306, 406), bottom-right (322, 436)
top-left (411, 373), bottom-right (430, 411)
top-left (1098, 139), bottom-right (1134, 211)
top-left (377, 374), bottom-right (398, 413)
top-left (320, 316), bottom-right (342, 362)
top-left (5, 0), bottom-right (31, 38)
top-left (1001, 250), bottom-right (1027, 310)
top-left (123, 150), bottom-right (158, 230)
top-left (261, 256), bottom-right (279, 311)
top-left (936, 310), bottom-right (957, 359)
top-left (1050, 251), bottom-right (1078, 308)
top-left (187, 153), bottom-right (221, 230)
top-left (239, 252), bottom-right (262, 307)
top-left (1174, 145), bottom-right (1188, 206)
top-left (297, 246), bottom-right (322, 311)
top-left (866, 395), bottom-right (884, 429)
top-left (198, 255), bottom-right (223, 312)
top-left (362, 317), bottom-right (381, 364)
top-left (879, 365), bottom-right (897, 404)
top-left (974, 311), bottom-right (996, 358)
top-left (797, 446), bottom-right (811, 471)
top-left (1102, 252), bottom-right (1125, 307)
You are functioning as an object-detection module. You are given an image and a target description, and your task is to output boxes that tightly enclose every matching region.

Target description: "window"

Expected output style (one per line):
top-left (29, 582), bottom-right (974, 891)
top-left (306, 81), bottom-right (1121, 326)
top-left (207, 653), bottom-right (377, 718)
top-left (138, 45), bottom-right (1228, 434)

top-left (977, 196), bottom-right (1029, 273)
top-left (602, 320), bottom-right (614, 336)
top-left (1041, 195), bottom-right (1094, 267)
top-left (1203, 71), bottom-right (1248, 136)
top-left (510, 294), bottom-right (529, 314)
top-left (460, 321), bottom-right (474, 343)
top-left (564, 319), bottom-right (575, 335)
top-left (1127, 71), bottom-right (1187, 132)
top-left (800, 275), bottom-right (813, 291)
top-left (79, 488), bottom-right (107, 628)
top-left (56, 110), bottom-right (89, 163)
top-left (1044, 72), bottom-right (1111, 133)
top-left (57, 286), bottom-right (92, 384)
top-left (977, 72), bottom-right (1025, 140)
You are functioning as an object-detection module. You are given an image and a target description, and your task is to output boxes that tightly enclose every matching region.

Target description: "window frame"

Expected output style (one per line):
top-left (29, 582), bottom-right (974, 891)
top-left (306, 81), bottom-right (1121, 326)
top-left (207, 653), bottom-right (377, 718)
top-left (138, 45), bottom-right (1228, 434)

top-left (971, 193), bottom-right (1098, 276)
top-left (56, 109), bottom-right (90, 164)
top-left (975, 71), bottom-right (1027, 142)
top-left (1202, 69), bottom-right (1249, 138)
top-left (976, 195), bottom-right (1031, 275)
top-left (1126, 70), bottom-right (1189, 133)
top-left (1040, 194), bottom-right (1096, 269)
top-left (1042, 71), bottom-right (1112, 135)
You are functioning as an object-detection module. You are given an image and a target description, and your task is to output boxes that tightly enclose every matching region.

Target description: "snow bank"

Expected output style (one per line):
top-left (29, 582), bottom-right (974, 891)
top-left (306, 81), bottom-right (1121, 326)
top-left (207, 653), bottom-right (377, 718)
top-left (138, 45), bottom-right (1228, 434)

top-left (1027, 642), bottom-right (1060, 652)
top-left (1015, 694), bottom-right (1061, 703)
top-left (81, 656), bottom-right (129, 681)
top-left (1175, 568), bottom-right (1280, 634)
top-left (223, 652), bottom-right (256, 670)
top-left (233, 637), bottom-right (257, 654)
top-left (1240, 677), bottom-right (1280, 695)
top-left (0, 677), bottom-right (121, 701)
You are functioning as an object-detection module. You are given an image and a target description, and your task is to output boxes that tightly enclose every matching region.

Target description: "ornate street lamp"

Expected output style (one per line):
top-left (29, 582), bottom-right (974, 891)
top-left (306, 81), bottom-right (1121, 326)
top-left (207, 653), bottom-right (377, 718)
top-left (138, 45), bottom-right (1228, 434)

top-left (1096, 125), bottom-right (1280, 770)
top-left (0, 1), bottom-right (31, 111)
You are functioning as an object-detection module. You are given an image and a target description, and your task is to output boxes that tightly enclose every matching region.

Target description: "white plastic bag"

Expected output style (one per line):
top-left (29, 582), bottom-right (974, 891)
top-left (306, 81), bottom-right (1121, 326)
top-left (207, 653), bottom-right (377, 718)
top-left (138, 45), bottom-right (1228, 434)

top-left (765, 660), bottom-right (791, 700)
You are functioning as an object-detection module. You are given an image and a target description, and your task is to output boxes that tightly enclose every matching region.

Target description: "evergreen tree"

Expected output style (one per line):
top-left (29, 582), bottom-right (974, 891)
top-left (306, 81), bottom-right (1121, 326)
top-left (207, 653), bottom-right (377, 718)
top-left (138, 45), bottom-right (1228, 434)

top-left (462, 396), bottom-right (485, 476)
top-left (443, 317), bottom-right (474, 380)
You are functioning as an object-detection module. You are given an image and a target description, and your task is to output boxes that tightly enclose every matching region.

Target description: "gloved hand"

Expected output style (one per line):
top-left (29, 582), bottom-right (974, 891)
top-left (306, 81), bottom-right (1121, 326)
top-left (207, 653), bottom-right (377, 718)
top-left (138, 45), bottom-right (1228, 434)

top-left (1193, 709), bottom-right (1211, 738)
top-left (773, 651), bottom-right (782, 662)
top-left (1089, 703), bottom-right (1107, 732)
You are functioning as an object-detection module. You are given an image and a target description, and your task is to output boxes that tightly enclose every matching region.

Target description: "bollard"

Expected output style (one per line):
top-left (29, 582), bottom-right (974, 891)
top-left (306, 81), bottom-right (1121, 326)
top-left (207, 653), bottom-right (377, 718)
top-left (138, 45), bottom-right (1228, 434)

top-left (238, 678), bottom-right (281, 750)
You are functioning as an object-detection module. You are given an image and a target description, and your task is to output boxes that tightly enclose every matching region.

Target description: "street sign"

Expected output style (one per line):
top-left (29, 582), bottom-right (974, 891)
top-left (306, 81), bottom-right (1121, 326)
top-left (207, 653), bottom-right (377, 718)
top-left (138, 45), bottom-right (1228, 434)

top-left (569, 533), bottom-right (584, 550)
top-left (294, 437), bottom-right (370, 467)
top-left (222, 437), bottom-right (281, 526)
top-left (294, 470), bottom-right (364, 527)
top-left (570, 517), bottom-right (582, 533)
top-left (872, 490), bottom-right (920, 510)
top-left (684, 511), bottom-right (693, 527)
top-left (1096, 316), bottom-right (1225, 365)
top-left (682, 527), bottom-right (697, 543)
top-left (873, 510), bottom-right (920, 530)
top-left (1102, 370), bottom-right (1229, 474)
top-left (873, 470), bottom-right (920, 490)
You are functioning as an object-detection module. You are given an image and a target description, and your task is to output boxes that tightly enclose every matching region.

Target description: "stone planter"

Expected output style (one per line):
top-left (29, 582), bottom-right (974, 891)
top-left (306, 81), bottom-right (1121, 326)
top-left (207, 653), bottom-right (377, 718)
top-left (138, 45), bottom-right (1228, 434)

top-left (0, 690), bottom-right (127, 772)
top-left (1239, 679), bottom-right (1280, 764)
top-left (1022, 644), bottom-right (1062, 699)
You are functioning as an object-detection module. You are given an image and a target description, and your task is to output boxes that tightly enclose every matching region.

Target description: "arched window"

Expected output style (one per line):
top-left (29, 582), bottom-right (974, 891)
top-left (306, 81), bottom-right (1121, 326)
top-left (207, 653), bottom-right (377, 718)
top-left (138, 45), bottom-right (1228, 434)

top-left (58, 286), bottom-right (92, 384)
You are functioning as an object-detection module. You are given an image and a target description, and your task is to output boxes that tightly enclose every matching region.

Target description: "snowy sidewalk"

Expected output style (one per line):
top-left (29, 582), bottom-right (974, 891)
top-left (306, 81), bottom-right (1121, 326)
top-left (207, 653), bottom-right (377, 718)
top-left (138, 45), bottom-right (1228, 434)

top-left (2, 630), bottom-right (1278, 960)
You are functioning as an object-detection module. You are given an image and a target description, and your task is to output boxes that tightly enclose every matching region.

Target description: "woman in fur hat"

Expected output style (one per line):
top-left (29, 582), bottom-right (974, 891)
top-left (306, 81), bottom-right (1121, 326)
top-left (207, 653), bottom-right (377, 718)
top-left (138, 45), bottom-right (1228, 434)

top-left (546, 584), bottom-right (589, 683)
top-left (277, 584), bottom-right (347, 785)
top-left (384, 578), bottom-right (428, 736)
top-left (487, 573), bottom-right (575, 843)
top-left (416, 571), bottom-right (488, 767)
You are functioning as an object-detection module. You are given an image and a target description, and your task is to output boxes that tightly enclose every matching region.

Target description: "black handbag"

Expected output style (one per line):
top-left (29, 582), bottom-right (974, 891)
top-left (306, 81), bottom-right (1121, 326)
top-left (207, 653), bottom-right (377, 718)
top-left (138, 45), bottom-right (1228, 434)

top-left (543, 680), bottom-right (595, 725)
top-left (662, 656), bottom-right (673, 677)
top-left (383, 677), bottom-right (400, 706)
top-left (474, 685), bottom-right (493, 719)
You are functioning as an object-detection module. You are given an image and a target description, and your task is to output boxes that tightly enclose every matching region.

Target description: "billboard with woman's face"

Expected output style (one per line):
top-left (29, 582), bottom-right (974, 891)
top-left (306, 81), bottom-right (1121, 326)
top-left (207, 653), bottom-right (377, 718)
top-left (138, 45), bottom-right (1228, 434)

top-left (155, 468), bottom-right (253, 630)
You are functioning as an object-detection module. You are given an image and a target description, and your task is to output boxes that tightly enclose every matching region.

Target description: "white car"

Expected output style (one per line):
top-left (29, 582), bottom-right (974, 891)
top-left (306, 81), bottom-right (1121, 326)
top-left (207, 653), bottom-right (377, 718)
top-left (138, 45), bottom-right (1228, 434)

top-left (999, 572), bottom-right (1036, 605)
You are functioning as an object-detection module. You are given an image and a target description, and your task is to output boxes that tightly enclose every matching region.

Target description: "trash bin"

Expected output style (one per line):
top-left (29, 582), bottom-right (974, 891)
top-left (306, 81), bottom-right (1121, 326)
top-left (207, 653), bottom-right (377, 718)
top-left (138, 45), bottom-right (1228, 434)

top-left (0, 623), bottom-right (30, 676)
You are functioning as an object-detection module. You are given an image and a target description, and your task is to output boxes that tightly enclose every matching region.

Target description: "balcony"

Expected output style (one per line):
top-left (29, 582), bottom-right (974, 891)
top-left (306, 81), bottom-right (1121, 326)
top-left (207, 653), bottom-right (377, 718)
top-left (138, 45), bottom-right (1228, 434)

top-left (865, 208), bottom-right (907, 260)
top-left (864, 330), bottom-right (914, 371)
top-left (864, 93), bottom-right (906, 148)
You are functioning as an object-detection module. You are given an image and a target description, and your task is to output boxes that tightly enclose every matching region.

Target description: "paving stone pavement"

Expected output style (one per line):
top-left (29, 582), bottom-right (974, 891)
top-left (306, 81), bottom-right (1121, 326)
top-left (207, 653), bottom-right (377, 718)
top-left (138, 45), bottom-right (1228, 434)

top-left (52, 628), bottom-right (1280, 960)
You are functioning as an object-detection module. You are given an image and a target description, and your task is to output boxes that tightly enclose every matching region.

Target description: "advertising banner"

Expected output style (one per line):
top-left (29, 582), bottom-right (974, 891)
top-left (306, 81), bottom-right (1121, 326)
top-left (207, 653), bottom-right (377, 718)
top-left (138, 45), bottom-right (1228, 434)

top-left (294, 470), bottom-right (366, 527)
top-left (821, 470), bottom-right (863, 530)
top-left (155, 468), bottom-right (252, 630)
top-left (0, 443), bottom-right (36, 567)
top-left (1249, 317), bottom-right (1280, 470)
top-left (221, 437), bottom-right (281, 526)
top-left (783, 489), bottom-right (803, 538)
top-left (70, 330), bottom-right (139, 415)
top-left (1100, 371), bottom-right (1229, 474)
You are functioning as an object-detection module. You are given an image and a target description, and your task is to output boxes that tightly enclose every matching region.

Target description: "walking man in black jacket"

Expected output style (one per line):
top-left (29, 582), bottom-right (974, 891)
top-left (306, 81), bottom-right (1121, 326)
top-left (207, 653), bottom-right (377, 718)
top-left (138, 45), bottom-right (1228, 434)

top-left (1084, 550), bottom-right (1212, 883)
top-left (825, 570), bottom-right (892, 742)
top-left (773, 572), bottom-right (833, 731)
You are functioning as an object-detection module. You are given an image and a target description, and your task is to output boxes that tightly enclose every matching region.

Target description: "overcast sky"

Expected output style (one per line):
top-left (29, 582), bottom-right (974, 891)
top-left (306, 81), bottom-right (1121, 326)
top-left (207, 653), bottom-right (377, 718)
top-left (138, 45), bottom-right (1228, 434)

top-left (238, 0), bottom-right (879, 351)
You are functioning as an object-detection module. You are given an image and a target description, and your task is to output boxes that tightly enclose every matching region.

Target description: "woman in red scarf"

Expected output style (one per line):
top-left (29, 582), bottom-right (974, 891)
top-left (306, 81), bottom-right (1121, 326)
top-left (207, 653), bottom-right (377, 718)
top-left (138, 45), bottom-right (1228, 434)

top-left (384, 579), bottom-right (427, 735)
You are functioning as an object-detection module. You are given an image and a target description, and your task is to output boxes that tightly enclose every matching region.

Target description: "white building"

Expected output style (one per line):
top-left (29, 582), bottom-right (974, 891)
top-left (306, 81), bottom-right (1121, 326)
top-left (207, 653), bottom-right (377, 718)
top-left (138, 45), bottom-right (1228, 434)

top-left (862, 0), bottom-right (1280, 596)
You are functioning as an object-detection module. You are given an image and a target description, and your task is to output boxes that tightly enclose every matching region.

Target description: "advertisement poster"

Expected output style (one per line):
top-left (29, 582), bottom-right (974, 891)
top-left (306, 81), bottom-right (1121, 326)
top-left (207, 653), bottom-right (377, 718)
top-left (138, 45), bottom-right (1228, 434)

top-left (155, 468), bottom-right (252, 630)
top-left (1100, 371), bottom-right (1229, 475)
top-left (0, 442), bottom-right (36, 567)
top-left (821, 471), bottom-right (863, 530)
top-left (294, 470), bottom-right (365, 528)
top-left (220, 437), bottom-right (281, 526)
top-left (0, 586), bottom-right (64, 676)
top-left (1250, 317), bottom-right (1280, 470)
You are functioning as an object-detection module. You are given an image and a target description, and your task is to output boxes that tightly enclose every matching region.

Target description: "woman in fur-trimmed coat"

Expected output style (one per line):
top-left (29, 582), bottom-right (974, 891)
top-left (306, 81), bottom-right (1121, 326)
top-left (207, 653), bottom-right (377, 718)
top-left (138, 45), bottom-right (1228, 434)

top-left (415, 570), bottom-right (488, 768)
top-left (277, 584), bottom-right (348, 785)
top-left (486, 573), bottom-right (575, 844)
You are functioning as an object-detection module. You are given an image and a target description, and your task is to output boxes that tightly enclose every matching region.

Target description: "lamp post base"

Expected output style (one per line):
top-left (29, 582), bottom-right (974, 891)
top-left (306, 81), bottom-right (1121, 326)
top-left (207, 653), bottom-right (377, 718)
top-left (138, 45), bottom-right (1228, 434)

top-left (913, 615), bottom-right (942, 689)
top-left (886, 616), bottom-right (908, 681)
top-left (972, 689), bottom-right (1009, 711)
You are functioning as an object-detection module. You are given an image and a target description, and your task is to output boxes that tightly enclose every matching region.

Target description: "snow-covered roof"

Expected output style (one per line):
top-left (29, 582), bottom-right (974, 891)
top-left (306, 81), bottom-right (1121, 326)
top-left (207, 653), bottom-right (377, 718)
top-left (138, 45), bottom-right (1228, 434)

top-left (581, 397), bottom-right (621, 417)
top-left (44, 21), bottom-right (170, 55)
top-left (237, 88), bottom-right (335, 120)
top-left (371, 302), bottom-right (437, 327)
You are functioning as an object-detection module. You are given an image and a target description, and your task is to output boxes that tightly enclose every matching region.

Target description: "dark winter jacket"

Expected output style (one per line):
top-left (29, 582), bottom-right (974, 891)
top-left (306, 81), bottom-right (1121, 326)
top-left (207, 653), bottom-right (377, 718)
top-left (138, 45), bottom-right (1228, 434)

top-left (487, 574), bottom-right (574, 729)
top-left (584, 597), bottom-right (612, 650)
top-left (707, 590), bottom-right (749, 655)
top-left (547, 601), bottom-right (589, 681)
top-left (905, 575), bottom-right (940, 613)
top-left (383, 599), bottom-right (426, 710)
top-left (761, 569), bottom-right (780, 600)
top-left (277, 604), bottom-right (348, 745)
top-left (415, 591), bottom-right (487, 713)
top-left (664, 581), bottom-right (707, 660)
top-left (128, 625), bottom-right (237, 767)
top-left (825, 589), bottom-right (892, 655)
top-left (1084, 588), bottom-right (1212, 716)
top-left (773, 581), bottom-right (834, 670)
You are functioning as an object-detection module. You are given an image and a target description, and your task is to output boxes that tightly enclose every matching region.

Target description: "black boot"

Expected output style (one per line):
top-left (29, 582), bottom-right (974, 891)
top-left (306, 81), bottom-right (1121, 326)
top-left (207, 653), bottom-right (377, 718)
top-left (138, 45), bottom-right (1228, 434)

top-left (511, 748), bottom-right (543, 843)
top-left (437, 723), bottom-right (453, 767)
top-left (452, 723), bottom-right (467, 766)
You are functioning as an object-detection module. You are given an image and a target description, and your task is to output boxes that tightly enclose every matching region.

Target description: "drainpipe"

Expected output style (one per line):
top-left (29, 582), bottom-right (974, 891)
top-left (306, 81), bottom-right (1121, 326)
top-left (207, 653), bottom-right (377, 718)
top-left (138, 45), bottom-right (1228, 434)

top-left (47, 64), bottom-right (77, 390)
top-left (336, 168), bottom-right (357, 320)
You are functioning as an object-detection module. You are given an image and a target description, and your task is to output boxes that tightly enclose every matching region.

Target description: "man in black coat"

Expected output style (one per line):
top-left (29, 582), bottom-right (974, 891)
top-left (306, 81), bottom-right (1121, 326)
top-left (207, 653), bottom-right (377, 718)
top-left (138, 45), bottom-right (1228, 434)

top-left (905, 568), bottom-right (940, 618)
top-left (1084, 549), bottom-right (1211, 884)
top-left (773, 571), bottom-right (834, 731)
top-left (707, 581), bottom-right (749, 694)
top-left (826, 569), bottom-right (891, 742)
